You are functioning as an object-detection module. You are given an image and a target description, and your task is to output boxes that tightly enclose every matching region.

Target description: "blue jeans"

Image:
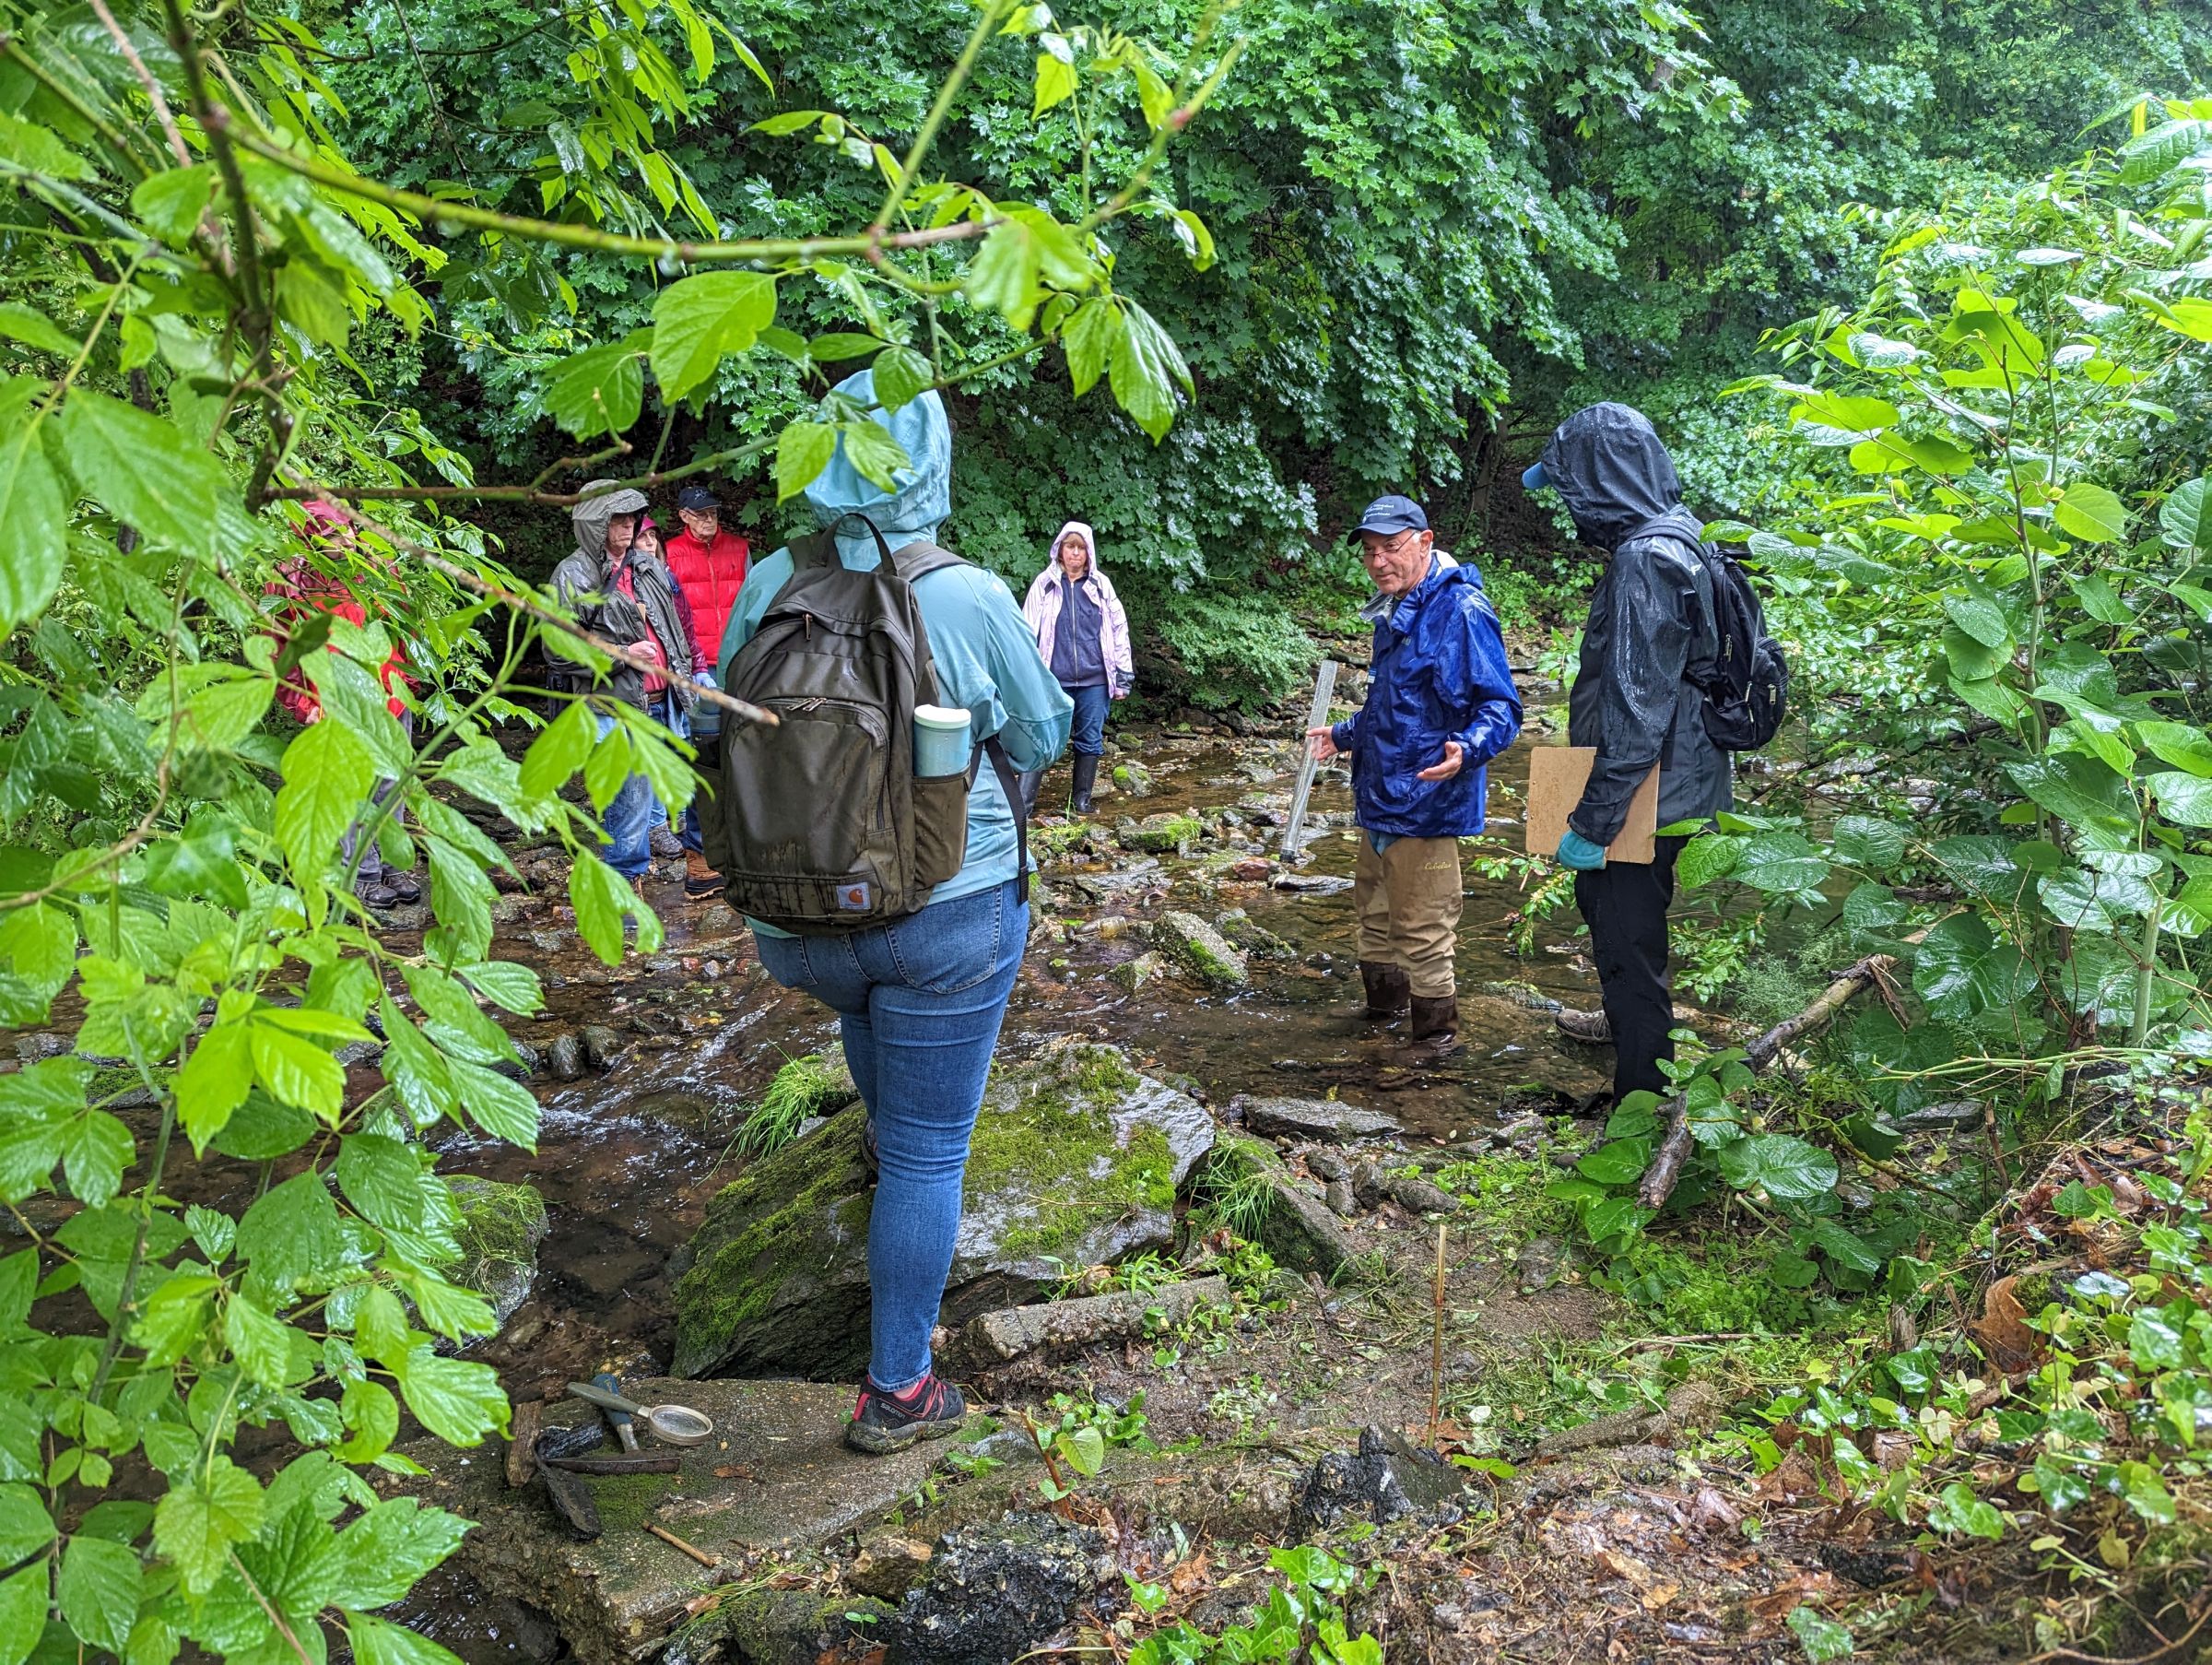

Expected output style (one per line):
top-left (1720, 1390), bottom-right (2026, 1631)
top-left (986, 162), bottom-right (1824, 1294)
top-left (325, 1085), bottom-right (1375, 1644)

top-left (594, 711), bottom-right (654, 879)
top-left (1064, 681), bottom-right (1109, 758)
top-left (753, 880), bottom-right (1027, 1392)
top-left (645, 695), bottom-right (690, 839)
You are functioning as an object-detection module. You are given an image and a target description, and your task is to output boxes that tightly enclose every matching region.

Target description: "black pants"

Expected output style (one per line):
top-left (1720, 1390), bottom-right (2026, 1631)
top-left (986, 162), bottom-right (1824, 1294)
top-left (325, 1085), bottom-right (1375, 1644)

top-left (1574, 835), bottom-right (1684, 1102)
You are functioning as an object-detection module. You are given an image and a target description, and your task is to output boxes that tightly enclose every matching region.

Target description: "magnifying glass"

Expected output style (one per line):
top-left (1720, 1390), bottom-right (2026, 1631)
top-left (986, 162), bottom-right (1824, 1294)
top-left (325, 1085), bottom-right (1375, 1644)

top-left (565, 1380), bottom-right (716, 1447)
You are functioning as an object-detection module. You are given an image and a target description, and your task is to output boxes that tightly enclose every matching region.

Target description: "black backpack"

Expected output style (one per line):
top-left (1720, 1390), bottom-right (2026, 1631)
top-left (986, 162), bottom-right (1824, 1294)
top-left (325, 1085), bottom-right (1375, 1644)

top-left (701, 517), bottom-right (1026, 933)
top-left (1643, 525), bottom-right (1788, 753)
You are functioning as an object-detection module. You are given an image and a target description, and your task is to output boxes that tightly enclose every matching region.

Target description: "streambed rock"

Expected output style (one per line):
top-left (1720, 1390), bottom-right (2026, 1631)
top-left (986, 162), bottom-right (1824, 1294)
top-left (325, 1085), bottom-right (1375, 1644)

top-left (443, 1177), bottom-right (548, 1330)
top-left (1238, 1096), bottom-right (1402, 1143)
top-left (1148, 911), bottom-right (1248, 990)
top-left (672, 1041), bottom-right (1214, 1379)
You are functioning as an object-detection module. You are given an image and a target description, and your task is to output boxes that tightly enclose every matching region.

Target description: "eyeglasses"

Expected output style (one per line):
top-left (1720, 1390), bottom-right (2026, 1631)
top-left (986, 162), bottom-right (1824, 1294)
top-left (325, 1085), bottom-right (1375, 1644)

top-left (1363, 530), bottom-right (1422, 561)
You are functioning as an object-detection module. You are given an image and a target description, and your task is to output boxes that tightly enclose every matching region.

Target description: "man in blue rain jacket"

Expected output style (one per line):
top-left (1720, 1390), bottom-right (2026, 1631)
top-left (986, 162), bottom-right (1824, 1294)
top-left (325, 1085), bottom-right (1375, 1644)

top-left (1308, 495), bottom-right (1522, 1057)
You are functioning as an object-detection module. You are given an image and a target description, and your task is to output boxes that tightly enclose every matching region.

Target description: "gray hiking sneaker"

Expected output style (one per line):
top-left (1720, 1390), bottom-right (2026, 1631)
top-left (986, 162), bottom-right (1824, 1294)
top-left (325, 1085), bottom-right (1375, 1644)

top-left (1554, 1007), bottom-right (1613, 1045)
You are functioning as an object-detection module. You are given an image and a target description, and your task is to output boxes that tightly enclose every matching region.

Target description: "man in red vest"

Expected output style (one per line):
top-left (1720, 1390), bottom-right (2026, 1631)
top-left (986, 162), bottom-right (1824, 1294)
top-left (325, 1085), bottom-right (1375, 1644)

top-left (664, 485), bottom-right (749, 896)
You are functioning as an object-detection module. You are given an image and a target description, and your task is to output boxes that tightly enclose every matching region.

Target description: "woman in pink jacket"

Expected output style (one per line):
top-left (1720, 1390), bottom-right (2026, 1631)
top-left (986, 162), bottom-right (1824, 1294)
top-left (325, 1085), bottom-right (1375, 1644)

top-left (1020, 521), bottom-right (1133, 814)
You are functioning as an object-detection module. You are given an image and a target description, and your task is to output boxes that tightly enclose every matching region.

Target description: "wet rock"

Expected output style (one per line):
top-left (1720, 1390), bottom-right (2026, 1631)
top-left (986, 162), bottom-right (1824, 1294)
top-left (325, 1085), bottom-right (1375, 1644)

top-left (1124, 811), bottom-right (1203, 854)
top-left (1239, 1097), bottom-right (1402, 1143)
top-left (674, 1041), bottom-right (1213, 1378)
top-left (1108, 952), bottom-right (1165, 995)
top-left (1213, 908), bottom-right (1294, 961)
top-left (697, 902), bottom-right (739, 937)
top-left (1205, 1135), bottom-right (1358, 1275)
top-left (527, 927), bottom-right (571, 955)
top-left (721, 1588), bottom-right (890, 1665)
top-left (443, 1177), bottom-right (549, 1330)
top-left (1900, 1099), bottom-right (1983, 1129)
top-left (1381, 1174), bottom-right (1462, 1216)
top-left (1290, 1426), bottom-right (1465, 1537)
top-left (580, 1024), bottom-right (625, 1069)
top-left (490, 892), bottom-right (546, 927)
top-left (848, 1534), bottom-right (935, 1600)
top-left (1304, 1149), bottom-right (1349, 1182)
top-left (631, 1090), bottom-right (736, 1136)
top-left (1110, 761), bottom-right (1156, 799)
top-left (492, 1039), bottom-right (542, 1082)
top-left (1148, 911), bottom-right (1248, 990)
top-left (883, 1513), bottom-right (1108, 1665)
top-left (1324, 1178), bottom-right (1357, 1218)
top-left (1515, 1235), bottom-right (1568, 1295)
top-left (1227, 856), bottom-right (1272, 882)
top-left (546, 1032), bottom-right (585, 1081)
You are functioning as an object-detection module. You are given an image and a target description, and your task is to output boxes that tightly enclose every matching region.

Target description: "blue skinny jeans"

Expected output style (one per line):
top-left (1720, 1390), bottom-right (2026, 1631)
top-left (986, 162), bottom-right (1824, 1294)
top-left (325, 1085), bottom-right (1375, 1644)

top-left (594, 710), bottom-right (654, 879)
top-left (1064, 681), bottom-right (1109, 758)
top-left (753, 880), bottom-right (1026, 1392)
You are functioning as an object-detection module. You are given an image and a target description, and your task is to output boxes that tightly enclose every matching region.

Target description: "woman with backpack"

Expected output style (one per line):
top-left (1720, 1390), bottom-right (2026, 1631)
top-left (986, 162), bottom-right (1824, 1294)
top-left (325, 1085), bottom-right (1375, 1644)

top-left (712, 368), bottom-right (1072, 1454)
top-left (1020, 521), bottom-right (1132, 815)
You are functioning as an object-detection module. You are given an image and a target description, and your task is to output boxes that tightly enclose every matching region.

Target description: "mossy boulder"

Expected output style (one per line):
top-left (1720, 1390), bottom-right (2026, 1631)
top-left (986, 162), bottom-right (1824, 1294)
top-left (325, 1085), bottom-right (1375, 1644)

top-left (443, 1177), bottom-right (549, 1329)
top-left (1111, 761), bottom-right (1156, 799)
top-left (1124, 811), bottom-right (1202, 854)
top-left (1149, 911), bottom-right (1249, 990)
top-left (672, 1040), bottom-right (1213, 1380)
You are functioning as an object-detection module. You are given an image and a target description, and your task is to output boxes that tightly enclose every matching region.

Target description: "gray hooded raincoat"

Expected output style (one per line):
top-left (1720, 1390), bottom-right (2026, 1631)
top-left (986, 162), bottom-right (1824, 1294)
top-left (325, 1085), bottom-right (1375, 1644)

top-left (547, 481), bottom-right (695, 712)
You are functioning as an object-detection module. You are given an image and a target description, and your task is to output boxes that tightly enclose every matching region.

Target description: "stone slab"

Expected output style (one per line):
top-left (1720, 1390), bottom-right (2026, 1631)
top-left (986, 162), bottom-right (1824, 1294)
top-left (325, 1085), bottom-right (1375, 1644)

top-left (1240, 1097), bottom-right (1402, 1142)
top-left (398, 1377), bottom-right (974, 1665)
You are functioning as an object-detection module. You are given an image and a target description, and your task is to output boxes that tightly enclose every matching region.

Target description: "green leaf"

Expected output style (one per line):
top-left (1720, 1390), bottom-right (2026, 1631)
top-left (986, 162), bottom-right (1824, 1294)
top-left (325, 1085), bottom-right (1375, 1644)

top-left (1785, 1605), bottom-right (1855, 1662)
top-left (336, 1135), bottom-right (425, 1231)
top-left (58, 1533), bottom-right (140, 1654)
top-left (237, 1172), bottom-right (346, 1295)
top-left (1927, 1481), bottom-right (2005, 1541)
top-left (328, 1500), bottom-right (468, 1611)
top-left (964, 219), bottom-right (1044, 329)
top-left (2159, 478), bottom-right (2211, 550)
top-left (1944, 593), bottom-right (2012, 649)
top-left (651, 272), bottom-right (776, 404)
top-left (139, 810), bottom-right (249, 909)
top-left (543, 344), bottom-right (643, 440)
top-left (836, 420), bottom-right (911, 494)
top-left (446, 1059), bottom-right (539, 1151)
top-left (2053, 482), bottom-right (2126, 543)
top-left (2006, 753), bottom-right (2135, 832)
top-left (0, 1485), bottom-right (53, 1567)
top-left (0, 1563), bottom-right (44, 1665)
top-left (1062, 297), bottom-right (1123, 399)
top-left (1108, 297), bottom-right (1190, 443)
top-left (1733, 832), bottom-right (1829, 893)
top-left (2136, 723), bottom-right (2212, 778)
top-left (0, 305), bottom-right (78, 358)
top-left (1830, 816), bottom-right (1906, 872)
top-left (354, 1286), bottom-right (411, 1365)
top-left (570, 855), bottom-right (632, 964)
top-left (0, 419), bottom-right (68, 632)
top-left (1806, 1218), bottom-right (1881, 1274)
top-left (455, 961), bottom-right (543, 1016)
top-left (872, 345), bottom-right (935, 413)
top-left (391, 1345), bottom-right (507, 1446)
top-left (1913, 914), bottom-right (2039, 1027)
top-left (1575, 1140), bottom-right (1651, 1186)
top-left (210, 1092), bottom-right (315, 1162)
top-left (130, 165), bottom-right (217, 243)
top-left (274, 719), bottom-right (376, 888)
top-left (2150, 772), bottom-right (2212, 827)
top-left (62, 390), bottom-right (230, 553)
top-left (773, 421), bottom-right (838, 502)
top-left (152, 1457), bottom-right (264, 1597)
top-left (335, 1379), bottom-right (399, 1464)
top-left (1054, 1423), bottom-right (1106, 1476)
top-left (806, 333), bottom-right (887, 362)
top-left (250, 1019), bottom-right (346, 1123)
top-left (1033, 48), bottom-right (1077, 114)
top-left (347, 1612), bottom-right (466, 1665)
top-left (1716, 1134), bottom-right (1837, 1201)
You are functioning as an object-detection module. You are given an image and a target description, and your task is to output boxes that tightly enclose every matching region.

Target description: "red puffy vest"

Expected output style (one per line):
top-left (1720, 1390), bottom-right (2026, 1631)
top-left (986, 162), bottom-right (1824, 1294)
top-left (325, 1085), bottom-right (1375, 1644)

top-left (664, 529), bottom-right (750, 670)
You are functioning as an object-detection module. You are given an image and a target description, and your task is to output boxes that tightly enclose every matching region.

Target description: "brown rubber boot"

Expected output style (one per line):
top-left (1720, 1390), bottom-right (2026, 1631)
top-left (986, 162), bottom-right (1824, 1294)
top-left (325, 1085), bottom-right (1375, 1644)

top-left (1408, 994), bottom-right (1462, 1057)
top-left (1553, 1007), bottom-right (1613, 1044)
top-left (1357, 961), bottom-right (1411, 1019)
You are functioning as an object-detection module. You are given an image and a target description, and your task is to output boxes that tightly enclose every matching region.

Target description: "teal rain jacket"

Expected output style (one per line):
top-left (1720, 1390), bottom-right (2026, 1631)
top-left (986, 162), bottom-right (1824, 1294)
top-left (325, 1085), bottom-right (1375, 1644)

top-left (719, 370), bottom-right (1073, 915)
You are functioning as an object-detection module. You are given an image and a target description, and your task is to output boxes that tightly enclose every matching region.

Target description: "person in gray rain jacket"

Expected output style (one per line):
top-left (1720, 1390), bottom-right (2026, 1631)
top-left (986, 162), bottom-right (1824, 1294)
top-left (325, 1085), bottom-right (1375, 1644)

top-left (546, 482), bottom-right (696, 881)
top-left (1525, 404), bottom-right (1732, 1103)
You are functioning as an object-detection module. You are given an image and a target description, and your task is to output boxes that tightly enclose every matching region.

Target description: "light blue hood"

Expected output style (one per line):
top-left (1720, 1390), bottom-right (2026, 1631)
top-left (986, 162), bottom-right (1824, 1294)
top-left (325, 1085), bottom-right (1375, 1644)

top-left (805, 368), bottom-right (951, 565)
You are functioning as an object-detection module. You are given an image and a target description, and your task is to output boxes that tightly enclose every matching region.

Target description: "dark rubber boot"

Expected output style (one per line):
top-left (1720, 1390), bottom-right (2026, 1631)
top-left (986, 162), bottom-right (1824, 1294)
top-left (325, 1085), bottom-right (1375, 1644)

top-left (1408, 994), bottom-right (1462, 1057)
top-left (1357, 962), bottom-right (1411, 1020)
top-left (1070, 753), bottom-right (1100, 814)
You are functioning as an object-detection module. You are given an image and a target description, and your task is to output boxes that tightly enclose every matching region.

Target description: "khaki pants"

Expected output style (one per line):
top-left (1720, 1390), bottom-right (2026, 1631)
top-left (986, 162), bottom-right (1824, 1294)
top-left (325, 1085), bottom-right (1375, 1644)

top-left (1352, 834), bottom-right (1463, 999)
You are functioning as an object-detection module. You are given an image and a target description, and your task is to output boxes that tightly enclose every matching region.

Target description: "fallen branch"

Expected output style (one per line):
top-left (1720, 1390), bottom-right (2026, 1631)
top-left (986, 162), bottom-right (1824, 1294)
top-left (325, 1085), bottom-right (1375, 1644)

top-left (936, 1276), bottom-right (1229, 1374)
top-left (1637, 954), bottom-right (1897, 1211)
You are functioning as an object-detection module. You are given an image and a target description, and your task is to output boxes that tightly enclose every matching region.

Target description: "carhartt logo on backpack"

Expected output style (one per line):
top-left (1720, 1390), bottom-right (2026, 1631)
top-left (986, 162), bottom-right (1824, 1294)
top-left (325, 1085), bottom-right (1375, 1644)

top-left (838, 882), bottom-right (871, 912)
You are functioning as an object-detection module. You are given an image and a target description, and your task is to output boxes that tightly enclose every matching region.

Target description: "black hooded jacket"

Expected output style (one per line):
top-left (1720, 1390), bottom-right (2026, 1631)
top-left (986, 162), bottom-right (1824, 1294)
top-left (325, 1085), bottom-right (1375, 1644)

top-left (1539, 403), bottom-right (1731, 844)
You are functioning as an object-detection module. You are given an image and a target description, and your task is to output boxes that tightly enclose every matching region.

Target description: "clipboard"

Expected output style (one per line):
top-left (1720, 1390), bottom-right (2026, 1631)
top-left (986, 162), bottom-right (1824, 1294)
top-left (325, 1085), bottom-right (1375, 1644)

top-left (1524, 747), bottom-right (1659, 865)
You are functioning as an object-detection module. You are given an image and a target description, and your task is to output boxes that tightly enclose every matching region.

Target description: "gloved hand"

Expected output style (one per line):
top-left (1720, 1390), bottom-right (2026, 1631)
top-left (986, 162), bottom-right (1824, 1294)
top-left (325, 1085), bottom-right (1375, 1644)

top-left (1556, 830), bottom-right (1607, 871)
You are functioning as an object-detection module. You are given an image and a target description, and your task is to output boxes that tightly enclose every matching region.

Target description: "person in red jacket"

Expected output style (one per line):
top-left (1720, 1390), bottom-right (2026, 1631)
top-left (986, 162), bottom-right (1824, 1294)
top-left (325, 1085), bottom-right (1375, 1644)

top-left (663, 485), bottom-right (748, 896)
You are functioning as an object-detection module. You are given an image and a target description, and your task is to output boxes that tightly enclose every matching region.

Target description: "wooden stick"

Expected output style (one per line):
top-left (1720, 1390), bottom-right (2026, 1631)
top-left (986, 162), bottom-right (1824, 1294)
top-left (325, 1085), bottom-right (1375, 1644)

top-left (505, 1399), bottom-right (542, 1489)
top-left (547, 1452), bottom-right (684, 1475)
top-left (1636, 954), bottom-right (1897, 1211)
top-left (1281, 658), bottom-right (1340, 862)
top-left (1427, 1220), bottom-right (1446, 1447)
top-left (645, 1521), bottom-right (723, 1570)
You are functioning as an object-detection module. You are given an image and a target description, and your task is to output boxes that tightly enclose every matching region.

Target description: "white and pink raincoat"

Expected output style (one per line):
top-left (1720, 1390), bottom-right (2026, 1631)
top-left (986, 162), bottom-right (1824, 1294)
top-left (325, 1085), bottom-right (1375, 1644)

top-left (1021, 520), bottom-right (1134, 697)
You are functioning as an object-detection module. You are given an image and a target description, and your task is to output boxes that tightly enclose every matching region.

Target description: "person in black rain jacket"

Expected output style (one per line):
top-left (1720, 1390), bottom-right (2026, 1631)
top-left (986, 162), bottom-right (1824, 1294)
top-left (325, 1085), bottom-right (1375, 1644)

top-left (1525, 403), bottom-right (1732, 1102)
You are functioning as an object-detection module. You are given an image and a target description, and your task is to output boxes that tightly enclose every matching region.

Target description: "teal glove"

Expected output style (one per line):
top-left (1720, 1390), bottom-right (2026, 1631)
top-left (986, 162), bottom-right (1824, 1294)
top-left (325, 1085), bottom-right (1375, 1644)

top-left (1557, 831), bottom-right (1607, 871)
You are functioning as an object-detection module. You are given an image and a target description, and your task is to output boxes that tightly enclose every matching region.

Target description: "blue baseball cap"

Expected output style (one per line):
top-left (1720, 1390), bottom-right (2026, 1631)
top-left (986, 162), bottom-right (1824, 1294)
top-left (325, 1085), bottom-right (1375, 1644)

top-left (1522, 462), bottom-right (1548, 490)
top-left (1347, 494), bottom-right (1428, 541)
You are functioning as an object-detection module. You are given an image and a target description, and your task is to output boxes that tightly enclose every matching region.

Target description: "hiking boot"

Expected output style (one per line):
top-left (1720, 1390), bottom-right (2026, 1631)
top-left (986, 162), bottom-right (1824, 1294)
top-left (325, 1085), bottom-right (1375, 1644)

top-left (1070, 753), bottom-right (1100, 815)
top-left (649, 825), bottom-right (684, 860)
top-left (1408, 994), bottom-right (1462, 1057)
top-left (357, 881), bottom-right (400, 910)
top-left (846, 1373), bottom-right (968, 1454)
top-left (1553, 1007), bottom-right (1613, 1045)
top-left (385, 870), bottom-right (423, 905)
top-left (684, 849), bottom-right (722, 898)
top-left (1357, 961), bottom-right (1411, 1020)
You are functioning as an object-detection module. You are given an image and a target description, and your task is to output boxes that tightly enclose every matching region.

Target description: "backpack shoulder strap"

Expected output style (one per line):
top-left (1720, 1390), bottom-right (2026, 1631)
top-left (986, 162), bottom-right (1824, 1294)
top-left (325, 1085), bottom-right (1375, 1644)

top-left (787, 529), bottom-right (838, 573)
top-left (979, 734), bottom-right (1030, 905)
top-left (889, 539), bottom-right (970, 585)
